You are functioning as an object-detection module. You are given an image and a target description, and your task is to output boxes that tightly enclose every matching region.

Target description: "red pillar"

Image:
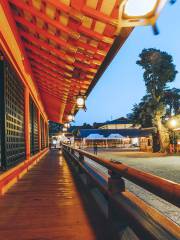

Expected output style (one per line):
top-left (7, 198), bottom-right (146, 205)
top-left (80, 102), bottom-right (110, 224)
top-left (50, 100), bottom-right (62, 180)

top-left (38, 110), bottom-right (41, 151)
top-left (24, 87), bottom-right (30, 160)
top-left (44, 121), bottom-right (46, 148)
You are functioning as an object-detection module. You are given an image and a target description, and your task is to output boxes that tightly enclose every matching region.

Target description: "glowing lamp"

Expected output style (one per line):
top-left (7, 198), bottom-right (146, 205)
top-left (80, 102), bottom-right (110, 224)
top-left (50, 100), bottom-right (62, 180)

top-left (169, 119), bottom-right (177, 128)
top-left (117, 0), bottom-right (168, 34)
top-left (67, 114), bottom-right (75, 122)
top-left (62, 127), bottom-right (67, 132)
top-left (76, 94), bottom-right (85, 109)
top-left (124, 0), bottom-right (158, 17)
top-left (64, 123), bottom-right (70, 128)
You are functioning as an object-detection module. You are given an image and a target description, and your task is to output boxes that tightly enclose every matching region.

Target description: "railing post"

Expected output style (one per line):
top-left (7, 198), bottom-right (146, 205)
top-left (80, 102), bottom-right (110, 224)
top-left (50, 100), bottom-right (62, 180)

top-left (78, 153), bottom-right (93, 187)
top-left (108, 170), bottom-right (125, 194)
top-left (108, 170), bottom-right (128, 238)
top-left (79, 153), bottom-right (84, 163)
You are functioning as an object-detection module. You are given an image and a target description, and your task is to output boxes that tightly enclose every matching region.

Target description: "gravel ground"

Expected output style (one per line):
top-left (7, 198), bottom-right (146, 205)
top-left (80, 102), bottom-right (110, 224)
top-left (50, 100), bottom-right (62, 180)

top-left (88, 150), bottom-right (180, 225)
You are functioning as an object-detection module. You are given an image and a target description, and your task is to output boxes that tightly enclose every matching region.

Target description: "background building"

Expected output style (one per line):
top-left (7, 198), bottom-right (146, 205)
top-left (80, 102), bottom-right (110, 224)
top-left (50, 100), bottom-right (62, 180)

top-left (99, 117), bottom-right (140, 129)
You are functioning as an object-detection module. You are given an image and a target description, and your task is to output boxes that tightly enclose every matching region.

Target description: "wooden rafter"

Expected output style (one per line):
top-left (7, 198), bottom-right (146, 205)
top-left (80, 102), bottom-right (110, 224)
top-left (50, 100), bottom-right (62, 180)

top-left (3, 0), bottom-right (133, 123)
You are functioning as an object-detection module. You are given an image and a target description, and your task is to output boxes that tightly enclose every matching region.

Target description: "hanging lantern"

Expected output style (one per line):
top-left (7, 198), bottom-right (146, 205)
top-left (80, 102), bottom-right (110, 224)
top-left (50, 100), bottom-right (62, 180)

top-left (116, 0), bottom-right (170, 35)
top-left (62, 127), bottom-right (67, 132)
top-left (67, 114), bottom-right (75, 122)
top-left (124, 0), bottom-right (158, 18)
top-left (76, 94), bottom-right (86, 109)
top-left (64, 123), bottom-right (70, 128)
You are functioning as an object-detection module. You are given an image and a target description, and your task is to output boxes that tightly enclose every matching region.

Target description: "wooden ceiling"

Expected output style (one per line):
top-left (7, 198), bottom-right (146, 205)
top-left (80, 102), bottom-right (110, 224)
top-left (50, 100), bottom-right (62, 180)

top-left (7, 0), bottom-right (132, 123)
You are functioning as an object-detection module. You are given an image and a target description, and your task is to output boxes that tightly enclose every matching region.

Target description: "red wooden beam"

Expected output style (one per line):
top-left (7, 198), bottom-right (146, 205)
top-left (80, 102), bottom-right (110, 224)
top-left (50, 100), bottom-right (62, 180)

top-left (23, 36), bottom-right (97, 74)
top-left (25, 40), bottom-right (97, 75)
top-left (20, 30), bottom-right (104, 66)
top-left (14, 15), bottom-right (107, 54)
top-left (32, 69), bottom-right (71, 87)
top-left (38, 87), bottom-right (67, 102)
top-left (31, 63), bottom-right (71, 85)
top-left (35, 77), bottom-right (70, 93)
top-left (43, 0), bottom-right (117, 26)
top-left (29, 57), bottom-right (70, 79)
top-left (24, 42), bottom-right (72, 71)
top-left (10, 0), bottom-right (114, 44)
top-left (32, 64), bottom-right (70, 87)
top-left (82, 5), bottom-right (118, 27)
top-left (24, 42), bottom-right (73, 72)
top-left (37, 84), bottom-right (67, 97)
top-left (34, 73), bottom-right (88, 95)
top-left (14, 15), bottom-right (77, 53)
top-left (78, 25), bottom-right (113, 44)
top-left (32, 73), bottom-right (70, 92)
top-left (19, 30), bottom-right (74, 64)
top-left (28, 53), bottom-right (72, 78)
top-left (35, 73), bottom-right (87, 93)
top-left (36, 81), bottom-right (68, 94)
top-left (9, 0), bottom-right (80, 39)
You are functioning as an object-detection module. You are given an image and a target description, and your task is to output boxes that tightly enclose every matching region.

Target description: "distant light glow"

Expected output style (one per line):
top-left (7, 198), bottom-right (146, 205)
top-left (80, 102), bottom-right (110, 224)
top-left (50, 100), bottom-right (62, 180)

top-left (67, 114), bottom-right (74, 122)
top-left (62, 127), bottom-right (67, 132)
top-left (64, 123), bottom-right (70, 128)
top-left (124, 0), bottom-right (157, 17)
top-left (52, 140), bottom-right (57, 145)
top-left (170, 119), bottom-right (177, 128)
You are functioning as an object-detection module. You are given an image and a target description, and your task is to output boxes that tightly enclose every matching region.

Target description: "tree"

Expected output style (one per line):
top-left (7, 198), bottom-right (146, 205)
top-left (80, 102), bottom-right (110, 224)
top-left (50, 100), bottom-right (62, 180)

top-left (136, 48), bottom-right (178, 152)
top-left (128, 95), bottom-right (153, 128)
top-left (164, 88), bottom-right (180, 116)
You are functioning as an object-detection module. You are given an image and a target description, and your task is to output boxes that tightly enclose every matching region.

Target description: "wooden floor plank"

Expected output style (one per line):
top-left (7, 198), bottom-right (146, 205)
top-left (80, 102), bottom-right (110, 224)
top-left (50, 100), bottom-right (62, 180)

top-left (0, 150), bottom-right (110, 240)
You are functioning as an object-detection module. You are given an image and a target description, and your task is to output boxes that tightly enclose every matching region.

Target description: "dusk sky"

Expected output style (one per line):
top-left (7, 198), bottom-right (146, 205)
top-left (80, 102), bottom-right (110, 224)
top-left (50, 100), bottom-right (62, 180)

top-left (74, 2), bottom-right (180, 125)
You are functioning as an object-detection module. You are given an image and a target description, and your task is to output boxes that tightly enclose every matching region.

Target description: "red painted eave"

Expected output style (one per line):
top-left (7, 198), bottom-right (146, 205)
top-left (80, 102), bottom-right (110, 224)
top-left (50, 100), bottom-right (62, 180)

top-left (2, 0), bottom-right (133, 123)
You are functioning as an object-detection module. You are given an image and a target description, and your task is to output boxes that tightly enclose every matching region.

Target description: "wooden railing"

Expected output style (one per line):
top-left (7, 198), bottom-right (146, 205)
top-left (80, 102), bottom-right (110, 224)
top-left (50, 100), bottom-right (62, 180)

top-left (62, 144), bottom-right (180, 240)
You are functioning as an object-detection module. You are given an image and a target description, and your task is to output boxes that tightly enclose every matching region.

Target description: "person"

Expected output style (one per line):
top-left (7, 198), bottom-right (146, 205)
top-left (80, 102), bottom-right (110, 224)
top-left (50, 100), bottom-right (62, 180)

top-left (93, 143), bottom-right (98, 155)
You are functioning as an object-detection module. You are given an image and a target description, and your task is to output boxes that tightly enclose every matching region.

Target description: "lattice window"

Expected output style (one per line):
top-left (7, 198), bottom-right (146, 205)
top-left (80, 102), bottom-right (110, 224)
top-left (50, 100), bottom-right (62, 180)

top-left (45, 123), bottom-right (49, 148)
top-left (40, 115), bottom-right (45, 149)
top-left (30, 97), bottom-right (39, 155)
top-left (3, 60), bottom-right (25, 167)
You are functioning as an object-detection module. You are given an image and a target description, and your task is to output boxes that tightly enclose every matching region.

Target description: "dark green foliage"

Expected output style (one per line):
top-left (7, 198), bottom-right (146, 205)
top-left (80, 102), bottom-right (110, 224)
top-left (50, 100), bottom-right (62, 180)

top-left (129, 88), bottom-right (180, 128)
top-left (137, 49), bottom-right (177, 101)
top-left (164, 88), bottom-right (180, 115)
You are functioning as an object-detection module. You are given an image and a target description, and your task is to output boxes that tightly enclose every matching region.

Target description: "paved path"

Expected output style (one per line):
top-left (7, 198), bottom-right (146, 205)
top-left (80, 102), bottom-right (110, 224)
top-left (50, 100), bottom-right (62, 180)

top-left (98, 151), bottom-right (180, 225)
top-left (0, 150), bottom-right (110, 240)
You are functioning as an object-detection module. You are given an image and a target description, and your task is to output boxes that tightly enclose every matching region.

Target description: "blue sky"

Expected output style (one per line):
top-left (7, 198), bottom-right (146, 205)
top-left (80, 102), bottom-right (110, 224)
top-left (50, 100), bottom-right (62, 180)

top-left (74, 2), bottom-right (180, 125)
